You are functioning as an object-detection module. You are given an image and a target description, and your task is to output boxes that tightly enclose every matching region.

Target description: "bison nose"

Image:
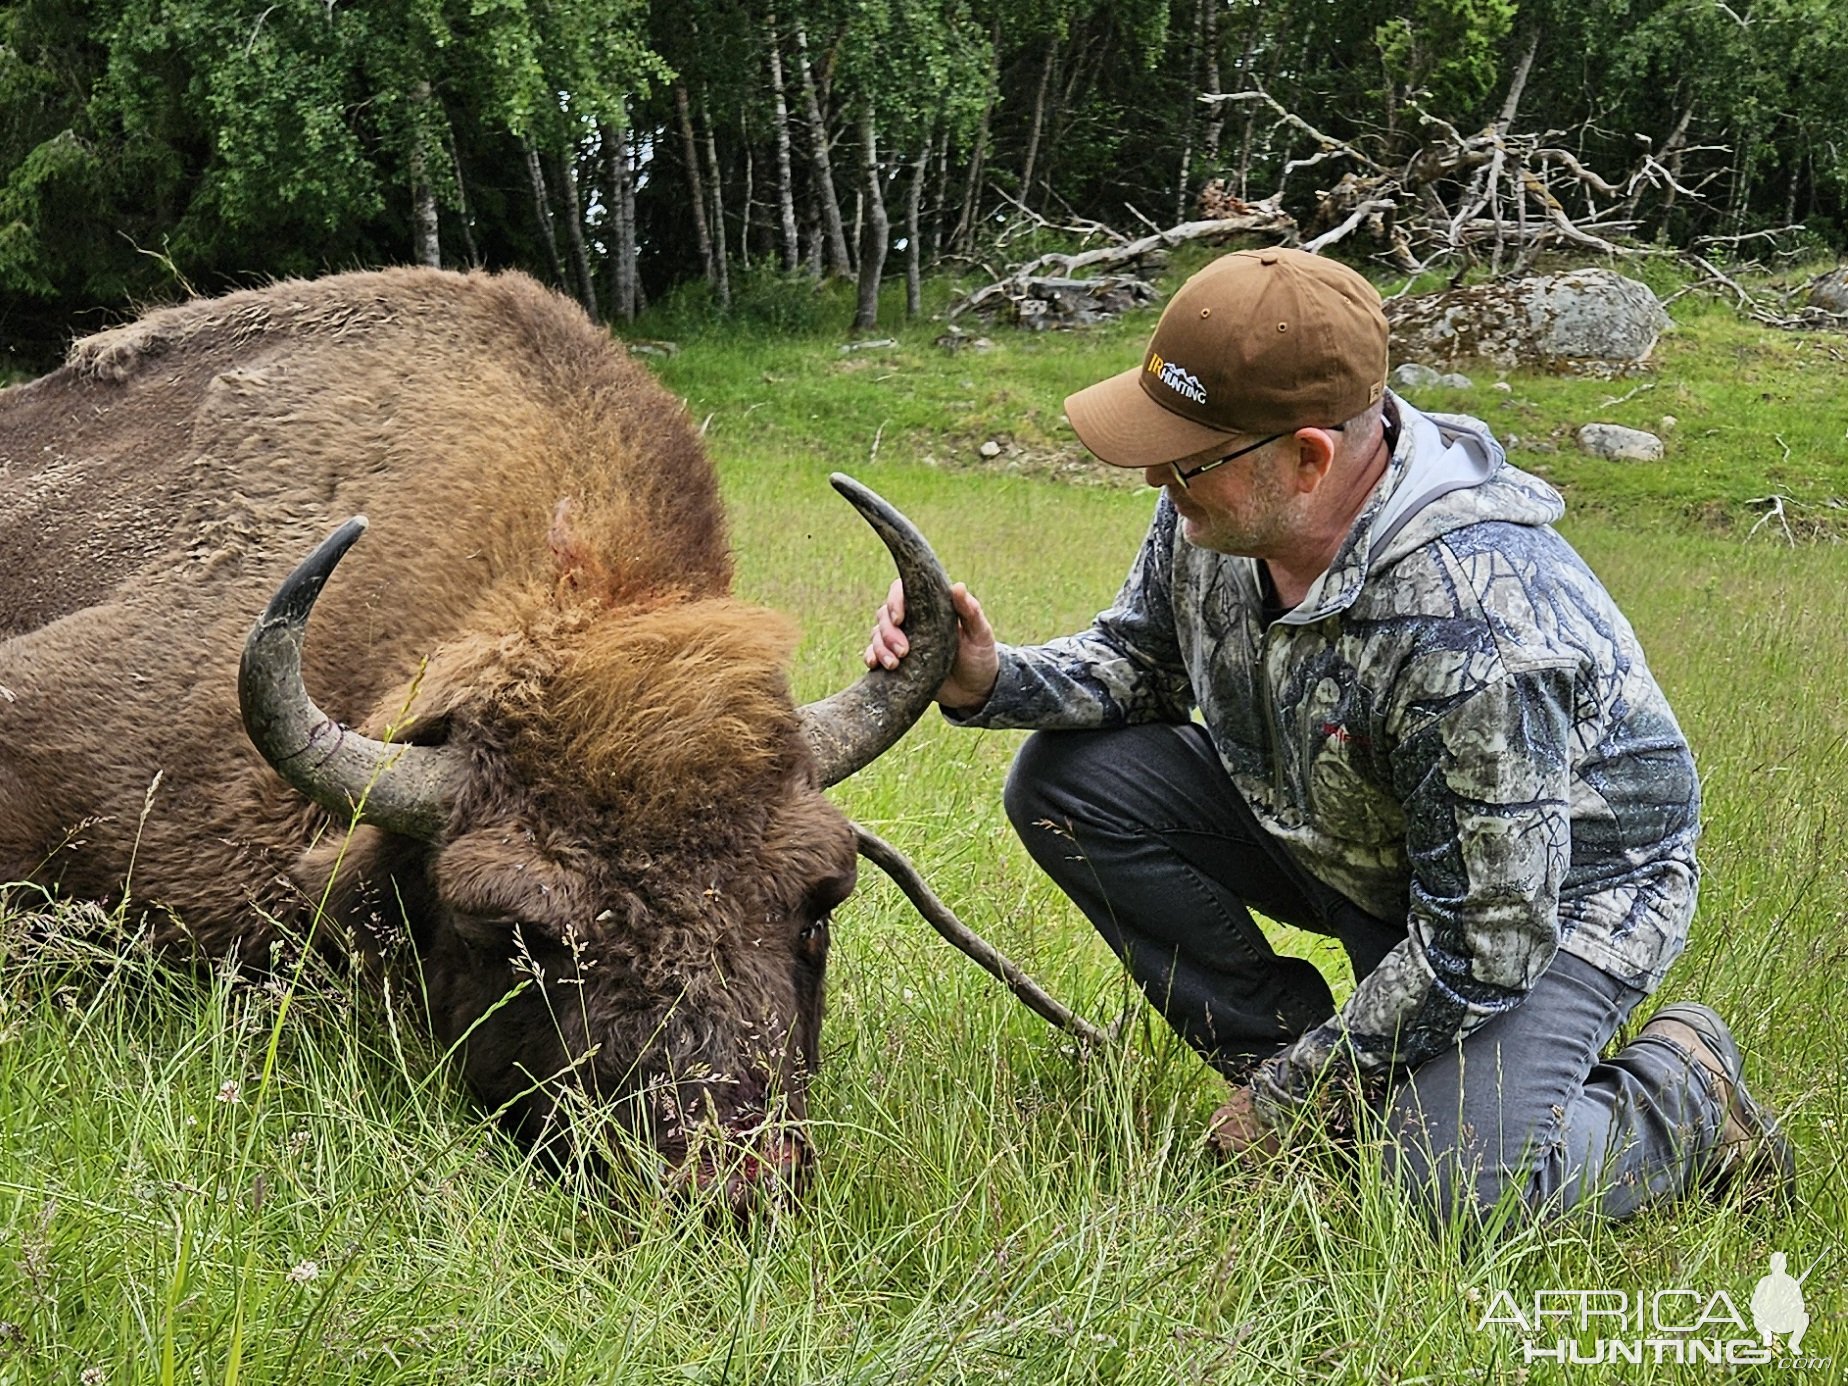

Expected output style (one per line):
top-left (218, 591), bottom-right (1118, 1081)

top-left (677, 1126), bottom-right (813, 1222)
top-left (742, 1128), bottom-right (812, 1193)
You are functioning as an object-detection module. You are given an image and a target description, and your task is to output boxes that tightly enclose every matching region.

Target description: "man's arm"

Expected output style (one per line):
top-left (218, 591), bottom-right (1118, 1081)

top-left (866, 495), bottom-right (1194, 728)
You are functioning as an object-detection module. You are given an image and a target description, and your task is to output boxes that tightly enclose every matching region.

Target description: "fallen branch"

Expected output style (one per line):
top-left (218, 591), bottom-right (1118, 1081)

top-left (1301, 197), bottom-right (1397, 254)
top-left (1687, 253), bottom-right (1755, 310)
top-left (852, 823), bottom-right (1113, 1051)
top-left (1745, 493), bottom-right (1796, 545)
top-left (946, 203), bottom-right (1295, 322)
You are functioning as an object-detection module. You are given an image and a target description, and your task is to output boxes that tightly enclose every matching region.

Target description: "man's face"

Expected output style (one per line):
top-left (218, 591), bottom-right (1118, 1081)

top-left (1146, 434), bottom-right (1297, 557)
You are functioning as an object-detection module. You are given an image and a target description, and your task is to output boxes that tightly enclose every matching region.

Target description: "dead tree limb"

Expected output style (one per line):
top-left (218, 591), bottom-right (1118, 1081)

top-left (1192, 88), bottom-right (1720, 274)
top-left (1301, 197), bottom-right (1397, 253)
top-left (947, 202), bottom-right (1295, 321)
top-left (852, 823), bottom-right (1113, 1051)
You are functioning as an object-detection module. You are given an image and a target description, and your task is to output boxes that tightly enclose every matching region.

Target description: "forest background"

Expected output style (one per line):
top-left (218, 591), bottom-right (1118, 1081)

top-left (4, 0), bottom-right (1848, 370)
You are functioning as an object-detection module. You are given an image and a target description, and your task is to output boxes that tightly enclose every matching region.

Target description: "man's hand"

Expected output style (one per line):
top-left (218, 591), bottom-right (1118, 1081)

top-left (1205, 1084), bottom-right (1283, 1161)
top-left (865, 578), bottom-right (999, 711)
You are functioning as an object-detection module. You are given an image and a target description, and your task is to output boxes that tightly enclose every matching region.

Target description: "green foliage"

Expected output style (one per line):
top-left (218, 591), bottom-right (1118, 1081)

top-left (6, 0), bottom-right (1848, 360)
top-left (1374, 0), bottom-right (1516, 114)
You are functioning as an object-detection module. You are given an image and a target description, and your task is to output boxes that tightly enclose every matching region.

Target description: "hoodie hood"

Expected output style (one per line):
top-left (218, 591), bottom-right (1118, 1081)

top-left (1290, 393), bottom-right (1565, 622)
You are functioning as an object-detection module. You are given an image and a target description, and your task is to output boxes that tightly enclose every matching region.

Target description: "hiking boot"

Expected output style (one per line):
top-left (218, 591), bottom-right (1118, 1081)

top-left (1637, 1002), bottom-right (1796, 1206)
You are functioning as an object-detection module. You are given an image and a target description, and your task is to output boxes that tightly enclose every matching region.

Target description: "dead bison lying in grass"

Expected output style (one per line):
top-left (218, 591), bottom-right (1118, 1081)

top-left (0, 267), bottom-right (954, 1216)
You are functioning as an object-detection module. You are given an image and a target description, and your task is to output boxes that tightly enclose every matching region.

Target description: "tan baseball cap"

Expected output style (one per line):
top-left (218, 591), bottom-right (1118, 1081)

top-left (1065, 248), bottom-right (1389, 469)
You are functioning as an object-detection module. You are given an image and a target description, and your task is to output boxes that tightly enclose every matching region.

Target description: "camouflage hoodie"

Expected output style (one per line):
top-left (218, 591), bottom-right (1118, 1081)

top-left (957, 395), bottom-right (1700, 1113)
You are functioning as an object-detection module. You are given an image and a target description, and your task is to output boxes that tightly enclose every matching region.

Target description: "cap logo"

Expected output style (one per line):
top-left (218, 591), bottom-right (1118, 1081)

top-left (1147, 352), bottom-right (1207, 405)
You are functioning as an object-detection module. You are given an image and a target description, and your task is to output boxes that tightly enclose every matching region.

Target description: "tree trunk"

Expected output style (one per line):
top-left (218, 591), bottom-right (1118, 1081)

top-left (699, 97), bottom-right (731, 307)
top-left (951, 82), bottom-right (996, 254)
top-left (553, 144), bottom-right (598, 318)
top-left (522, 132), bottom-right (566, 286)
top-left (851, 100), bottom-right (888, 332)
top-left (1232, 10), bottom-right (1264, 198)
top-left (740, 140), bottom-right (755, 271)
top-left (1174, 1), bottom-right (1206, 223)
top-left (601, 118), bottom-right (637, 323)
top-left (793, 20), bottom-right (853, 277)
top-left (765, 8), bottom-right (801, 271)
top-left (929, 124), bottom-right (952, 261)
top-left (445, 122), bottom-right (479, 265)
top-left (674, 82), bottom-right (718, 291)
top-left (1203, 0), bottom-right (1224, 161)
top-left (905, 136), bottom-right (928, 318)
top-left (1496, 26), bottom-right (1541, 134)
top-left (802, 177), bottom-right (824, 276)
top-left (1020, 37), bottom-right (1058, 206)
top-left (408, 79), bottom-right (440, 267)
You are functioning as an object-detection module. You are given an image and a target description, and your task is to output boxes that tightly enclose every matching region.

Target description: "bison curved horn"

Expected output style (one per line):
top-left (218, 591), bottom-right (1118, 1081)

top-left (799, 475), bottom-right (957, 788)
top-left (240, 518), bottom-right (462, 840)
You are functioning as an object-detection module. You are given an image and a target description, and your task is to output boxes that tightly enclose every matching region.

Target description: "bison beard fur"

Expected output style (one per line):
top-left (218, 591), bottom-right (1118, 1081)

top-left (0, 267), bottom-right (953, 1217)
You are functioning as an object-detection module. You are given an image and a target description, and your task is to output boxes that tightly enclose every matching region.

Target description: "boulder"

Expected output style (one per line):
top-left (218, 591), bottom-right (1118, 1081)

top-left (1389, 362), bottom-right (1442, 389)
top-left (1806, 269), bottom-right (1848, 314)
top-left (1386, 269), bottom-right (1671, 370)
top-left (1577, 423), bottom-right (1664, 461)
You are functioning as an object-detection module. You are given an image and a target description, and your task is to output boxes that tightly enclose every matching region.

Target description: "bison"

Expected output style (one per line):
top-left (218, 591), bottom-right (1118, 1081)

top-left (0, 267), bottom-right (955, 1215)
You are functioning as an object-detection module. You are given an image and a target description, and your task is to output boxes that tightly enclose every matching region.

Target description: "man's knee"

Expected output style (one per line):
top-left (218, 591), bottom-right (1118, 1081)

top-left (1003, 729), bottom-right (1104, 834)
top-left (1382, 1083), bottom-right (1539, 1236)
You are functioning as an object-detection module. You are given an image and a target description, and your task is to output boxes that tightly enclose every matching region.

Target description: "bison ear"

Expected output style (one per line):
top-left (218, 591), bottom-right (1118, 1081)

top-left (548, 496), bottom-right (612, 600)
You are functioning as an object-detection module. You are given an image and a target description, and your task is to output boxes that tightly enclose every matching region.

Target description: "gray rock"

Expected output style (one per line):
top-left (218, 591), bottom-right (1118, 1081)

top-left (1387, 269), bottom-right (1671, 369)
top-left (1577, 423), bottom-right (1664, 461)
top-left (978, 440), bottom-right (1003, 458)
top-left (1807, 269), bottom-right (1848, 314)
top-left (1390, 362), bottom-right (1442, 388)
top-left (1438, 372), bottom-right (1474, 389)
top-left (841, 337), bottom-right (899, 353)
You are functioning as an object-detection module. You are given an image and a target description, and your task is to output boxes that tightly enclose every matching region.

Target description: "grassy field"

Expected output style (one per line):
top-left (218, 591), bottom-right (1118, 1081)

top-left (3, 259), bottom-right (1846, 1383)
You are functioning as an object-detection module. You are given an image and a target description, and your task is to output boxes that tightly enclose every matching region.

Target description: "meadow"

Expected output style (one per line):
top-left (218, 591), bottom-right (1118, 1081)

top-left (1, 257), bottom-right (1844, 1383)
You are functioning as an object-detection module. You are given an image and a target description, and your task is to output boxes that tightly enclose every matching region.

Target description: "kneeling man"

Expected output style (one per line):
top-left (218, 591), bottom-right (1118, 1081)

top-left (869, 249), bottom-right (1792, 1228)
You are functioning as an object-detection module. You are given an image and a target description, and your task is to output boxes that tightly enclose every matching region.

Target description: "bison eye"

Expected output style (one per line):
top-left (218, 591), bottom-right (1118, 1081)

top-left (797, 914), bottom-right (830, 949)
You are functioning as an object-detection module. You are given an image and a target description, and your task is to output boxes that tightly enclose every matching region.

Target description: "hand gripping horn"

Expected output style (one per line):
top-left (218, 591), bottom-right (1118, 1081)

top-left (799, 474), bottom-right (957, 787)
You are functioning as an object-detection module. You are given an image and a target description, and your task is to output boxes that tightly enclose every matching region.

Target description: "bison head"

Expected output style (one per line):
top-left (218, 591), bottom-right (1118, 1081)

top-left (239, 476), bottom-right (954, 1216)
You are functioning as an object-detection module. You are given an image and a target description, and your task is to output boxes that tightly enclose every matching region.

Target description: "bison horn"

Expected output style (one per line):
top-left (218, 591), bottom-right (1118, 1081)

top-left (799, 475), bottom-right (957, 788)
top-left (240, 517), bottom-right (462, 840)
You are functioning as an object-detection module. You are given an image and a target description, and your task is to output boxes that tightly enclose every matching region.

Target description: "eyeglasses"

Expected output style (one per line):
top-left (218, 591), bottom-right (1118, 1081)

top-left (1165, 424), bottom-right (1345, 490)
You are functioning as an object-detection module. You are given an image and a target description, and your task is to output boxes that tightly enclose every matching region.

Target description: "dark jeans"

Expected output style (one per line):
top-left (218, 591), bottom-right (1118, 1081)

top-left (1004, 724), bottom-right (1727, 1228)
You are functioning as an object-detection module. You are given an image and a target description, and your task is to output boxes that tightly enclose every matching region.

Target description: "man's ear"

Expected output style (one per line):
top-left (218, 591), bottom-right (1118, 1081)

top-left (1288, 427), bottom-right (1340, 494)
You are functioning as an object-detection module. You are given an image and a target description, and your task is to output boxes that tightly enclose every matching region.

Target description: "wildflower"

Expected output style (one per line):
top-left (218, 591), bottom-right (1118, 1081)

top-left (216, 1080), bottom-right (241, 1104)
top-left (81, 1369), bottom-right (106, 1386)
top-left (287, 1259), bottom-right (319, 1283)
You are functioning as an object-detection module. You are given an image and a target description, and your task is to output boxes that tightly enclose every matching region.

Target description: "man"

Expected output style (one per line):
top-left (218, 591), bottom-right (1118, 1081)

top-left (868, 248), bottom-right (1793, 1228)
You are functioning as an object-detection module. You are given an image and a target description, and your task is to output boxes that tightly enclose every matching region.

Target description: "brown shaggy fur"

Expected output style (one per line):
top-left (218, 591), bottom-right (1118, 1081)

top-left (0, 268), bottom-right (861, 1201)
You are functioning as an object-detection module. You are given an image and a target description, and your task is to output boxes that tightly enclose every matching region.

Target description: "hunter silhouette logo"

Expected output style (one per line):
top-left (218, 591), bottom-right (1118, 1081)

top-left (1147, 353), bottom-right (1207, 405)
top-left (1752, 1253), bottom-right (1811, 1354)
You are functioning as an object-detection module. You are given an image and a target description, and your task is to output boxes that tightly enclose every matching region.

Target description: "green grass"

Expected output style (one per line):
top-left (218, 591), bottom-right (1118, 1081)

top-left (4, 262), bottom-right (1847, 1382)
